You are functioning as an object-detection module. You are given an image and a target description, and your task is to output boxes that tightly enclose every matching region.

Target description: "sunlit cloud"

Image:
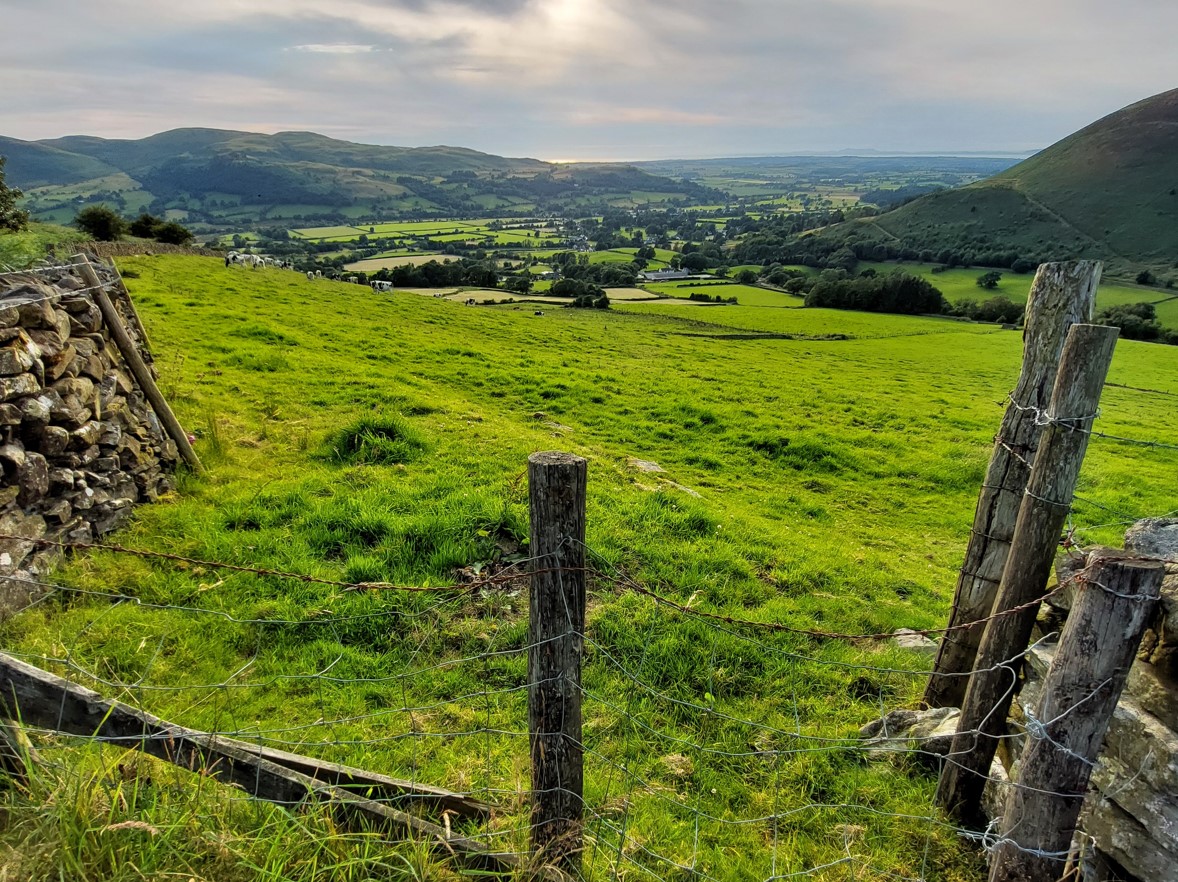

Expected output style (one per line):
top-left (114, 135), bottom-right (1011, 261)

top-left (289, 44), bottom-right (379, 54)
top-left (1, 0), bottom-right (1177, 159)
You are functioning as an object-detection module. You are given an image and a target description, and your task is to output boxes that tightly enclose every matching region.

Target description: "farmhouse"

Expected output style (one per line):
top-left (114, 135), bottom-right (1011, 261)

top-left (639, 268), bottom-right (690, 281)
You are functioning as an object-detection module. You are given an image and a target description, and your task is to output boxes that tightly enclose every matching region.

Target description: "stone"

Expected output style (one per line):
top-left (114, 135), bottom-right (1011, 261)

top-left (0, 306), bottom-right (19, 328)
top-left (0, 510), bottom-right (47, 575)
top-left (0, 403), bottom-right (20, 425)
top-left (0, 330), bottom-right (41, 376)
top-left (43, 343), bottom-right (76, 381)
top-left (38, 498), bottom-right (71, 524)
top-left (26, 328), bottom-right (63, 360)
top-left (20, 392), bottom-right (56, 423)
top-left (70, 421), bottom-right (103, 449)
top-left (90, 456), bottom-right (119, 474)
top-left (98, 423), bottom-right (122, 448)
top-left (52, 308), bottom-right (71, 342)
top-left (0, 442), bottom-right (26, 470)
top-left (67, 302), bottom-right (102, 335)
top-left (81, 354), bottom-right (106, 381)
top-left (0, 373), bottom-right (39, 401)
top-left (40, 425), bottom-right (69, 458)
top-left (891, 628), bottom-right (937, 655)
top-left (52, 376), bottom-right (94, 404)
top-left (1125, 518), bottom-right (1178, 561)
top-left (47, 468), bottom-right (73, 491)
top-left (16, 452), bottom-right (49, 507)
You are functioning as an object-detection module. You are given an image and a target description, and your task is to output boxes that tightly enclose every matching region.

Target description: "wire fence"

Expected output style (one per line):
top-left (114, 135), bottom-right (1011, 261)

top-left (2, 259), bottom-right (1176, 878)
top-left (1, 524), bottom-right (1172, 880)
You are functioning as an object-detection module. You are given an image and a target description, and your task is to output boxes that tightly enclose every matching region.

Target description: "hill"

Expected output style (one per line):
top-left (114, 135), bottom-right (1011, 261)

top-left (0, 128), bottom-right (720, 229)
top-left (3, 253), bottom-right (1175, 878)
top-left (801, 88), bottom-right (1178, 278)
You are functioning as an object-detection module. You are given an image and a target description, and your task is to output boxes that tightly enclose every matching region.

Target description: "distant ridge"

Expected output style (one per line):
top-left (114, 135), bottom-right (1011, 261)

top-left (0, 128), bottom-right (719, 228)
top-left (804, 87), bottom-right (1178, 274)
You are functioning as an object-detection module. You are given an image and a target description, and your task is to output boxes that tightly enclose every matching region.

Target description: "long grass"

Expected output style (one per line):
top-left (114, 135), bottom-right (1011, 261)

top-left (1, 255), bottom-right (1175, 879)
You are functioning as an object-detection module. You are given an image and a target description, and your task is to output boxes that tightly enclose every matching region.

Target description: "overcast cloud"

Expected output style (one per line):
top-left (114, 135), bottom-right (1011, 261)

top-left (1, 0), bottom-right (1176, 160)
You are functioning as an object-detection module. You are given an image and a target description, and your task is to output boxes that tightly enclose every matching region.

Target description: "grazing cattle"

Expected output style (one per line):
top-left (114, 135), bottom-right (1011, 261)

top-left (315, 270), bottom-right (323, 278)
top-left (465, 298), bottom-right (477, 306)
top-left (307, 271), bottom-right (315, 281)
top-left (371, 280), bottom-right (393, 292)
top-left (534, 310), bottom-right (544, 316)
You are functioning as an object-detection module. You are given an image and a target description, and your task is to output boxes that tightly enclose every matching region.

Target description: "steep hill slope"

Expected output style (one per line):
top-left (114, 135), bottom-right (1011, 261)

top-left (809, 88), bottom-right (1178, 276)
top-left (0, 129), bottom-right (717, 229)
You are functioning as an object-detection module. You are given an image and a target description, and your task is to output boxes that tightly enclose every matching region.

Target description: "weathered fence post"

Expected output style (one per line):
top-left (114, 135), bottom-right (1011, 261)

top-left (73, 255), bottom-right (204, 474)
top-left (936, 323), bottom-right (1118, 821)
top-left (925, 261), bottom-right (1100, 709)
top-left (528, 451), bottom-right (587, 875)
top-left (988, 552), bottom-right (1163, 882)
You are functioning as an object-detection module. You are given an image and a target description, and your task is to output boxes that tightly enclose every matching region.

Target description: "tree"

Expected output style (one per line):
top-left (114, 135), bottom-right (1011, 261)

top-left (129, 212), bottom-right (164, 238)
top-left (0, 156), bottom-right (30, 232)
top-left (976, 271), bottom-right (1002, 290)
top-left (1136, 269), bottom-right (1157, 286)
top-left (74, 205), bottom-right (127, 241)
top-left (153, 221), bottom-right (194, 245)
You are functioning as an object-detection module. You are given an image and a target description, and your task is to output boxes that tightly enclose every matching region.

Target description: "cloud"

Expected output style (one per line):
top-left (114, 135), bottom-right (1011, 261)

top-left (289, 44), bottom-right (380, 54)
top-left (1, 0), bottom-right (1177, 158)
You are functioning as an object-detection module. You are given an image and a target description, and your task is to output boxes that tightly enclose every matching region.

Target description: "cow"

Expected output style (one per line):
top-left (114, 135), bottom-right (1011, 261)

top-left (371, 280), bottom-right (393, 292)
top-left (307, 271), bottom-right (315, 281)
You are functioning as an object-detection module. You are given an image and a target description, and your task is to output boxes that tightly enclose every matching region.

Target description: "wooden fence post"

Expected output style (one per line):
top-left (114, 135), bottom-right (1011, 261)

top-left (925, 261), bottom-right (1100, 709)
top-left (73, 255), bottom-right (204, 474)
top-left (528, 451), bottom-right (587, 875)
top-left (988, 553), bottom-right (1162, 882)
top-left (935, 323), bottom-right (1118, 821)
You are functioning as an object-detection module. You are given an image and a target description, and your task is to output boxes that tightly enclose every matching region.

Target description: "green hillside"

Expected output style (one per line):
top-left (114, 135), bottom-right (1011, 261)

top-left (807, 88), bottom-right (1178, 278)
top-left (1, 129), bottom-right (719, 229)
top-left (3, 254), bottom-right (1175, 880)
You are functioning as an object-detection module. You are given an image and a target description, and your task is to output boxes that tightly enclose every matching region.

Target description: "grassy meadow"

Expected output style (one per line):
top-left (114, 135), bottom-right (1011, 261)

top-left (2, 255), bottom-right (1177, 881)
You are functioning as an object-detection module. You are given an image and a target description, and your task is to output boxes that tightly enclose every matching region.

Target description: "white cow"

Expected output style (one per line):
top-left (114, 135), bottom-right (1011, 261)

top-left (315, 270), bottom-right (323, 278)
top-left (371, 280), bottom-right (393, 292)
top-left (307, 271), bottom-right (315, 281)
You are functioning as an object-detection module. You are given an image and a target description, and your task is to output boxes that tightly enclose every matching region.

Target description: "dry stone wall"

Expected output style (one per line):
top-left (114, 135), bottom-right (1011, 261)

top-left (0, 260), bottom-right (179, 617)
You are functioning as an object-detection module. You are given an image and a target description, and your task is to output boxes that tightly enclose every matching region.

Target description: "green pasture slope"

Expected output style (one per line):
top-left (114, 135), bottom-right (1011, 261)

top-left (3, 255), bottom-right (1177, 881)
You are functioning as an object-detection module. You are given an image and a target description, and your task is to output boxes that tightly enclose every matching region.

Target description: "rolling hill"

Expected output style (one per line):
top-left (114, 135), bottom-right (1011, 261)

top-left (805, 88), bottom-right (1178, 278)
top-left (0, 128), bottom-right (720, 230)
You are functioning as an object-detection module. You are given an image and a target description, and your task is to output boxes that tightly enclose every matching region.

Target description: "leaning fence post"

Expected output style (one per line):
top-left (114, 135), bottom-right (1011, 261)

top-left (989, 553), bottom-right (1162, 882)
top-left (528, 451), bottom-right (587, 875)
top-left (925, 261), bottom-right (1100, 709)
top-left (935, 323), bottom-right (1118, 821)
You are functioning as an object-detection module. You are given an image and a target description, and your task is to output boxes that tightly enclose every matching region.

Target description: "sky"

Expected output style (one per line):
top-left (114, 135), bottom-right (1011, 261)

top-left (2, 0), bottom-right (1177, 161)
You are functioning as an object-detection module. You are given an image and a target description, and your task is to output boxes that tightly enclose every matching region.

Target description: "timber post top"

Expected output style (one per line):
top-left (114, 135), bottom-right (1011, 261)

top-left (529, 451), bottom-right (587, 467)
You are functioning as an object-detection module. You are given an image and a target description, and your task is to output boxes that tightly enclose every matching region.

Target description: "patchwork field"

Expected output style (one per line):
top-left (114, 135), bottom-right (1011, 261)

top-left (3, 254), bottom-right (1176, 881)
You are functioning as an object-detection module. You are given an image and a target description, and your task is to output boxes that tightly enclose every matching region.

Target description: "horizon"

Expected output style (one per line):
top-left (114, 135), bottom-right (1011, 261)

top-left (2, 2), bottom-right (1176, 159)
top-left (6, 126), bottom-right (1040, 165)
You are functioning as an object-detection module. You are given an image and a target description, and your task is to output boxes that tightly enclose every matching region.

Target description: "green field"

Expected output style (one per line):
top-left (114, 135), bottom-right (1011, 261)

top-left (3, 254), bottom-right (1176, 880)
top-left (857, 262), bottom-right (1178, 328)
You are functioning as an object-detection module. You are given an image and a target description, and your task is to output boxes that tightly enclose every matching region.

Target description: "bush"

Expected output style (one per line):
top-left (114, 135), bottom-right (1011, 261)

top-left (74, 205), bottom-right (127, 241)
top-left (129, 212), bottom-right (164, 238)
top-left (0, 157), bottom-right (29, 232)
top-left (154, 221), bottom-right (194, 245)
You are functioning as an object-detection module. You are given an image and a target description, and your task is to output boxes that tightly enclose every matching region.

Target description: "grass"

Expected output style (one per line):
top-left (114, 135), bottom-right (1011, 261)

top-left (2, 254), bottom-right (1175, 880)
top-left (0, 223), bottom-right (90, 269)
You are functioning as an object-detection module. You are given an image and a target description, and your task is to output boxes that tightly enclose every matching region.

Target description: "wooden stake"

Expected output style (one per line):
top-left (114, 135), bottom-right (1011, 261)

top-left (988, 553), bottom-right (1162, 882)
top-left (0, 652), bottom-right (527, 876)
top-left (925, 261), bottom-right (1100, 709)
top-left (73, 254), bottom-right (203, 473)
top-left (528, 451), bottom-right (587, 876)
top-left (936, 323), bottom-right (1118, 821)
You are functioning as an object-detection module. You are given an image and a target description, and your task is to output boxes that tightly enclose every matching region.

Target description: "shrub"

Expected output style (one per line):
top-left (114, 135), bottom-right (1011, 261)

top-left (0, 157), bottom-right (29, 232)
top-left (74, 205), bottom-right (127, 241)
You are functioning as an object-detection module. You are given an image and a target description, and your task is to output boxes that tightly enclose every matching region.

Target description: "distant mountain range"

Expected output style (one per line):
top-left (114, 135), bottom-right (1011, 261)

top-left (0, 128), bottom-right (720, 229)
top-left (806, 88), bottom-right (1178, 275)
